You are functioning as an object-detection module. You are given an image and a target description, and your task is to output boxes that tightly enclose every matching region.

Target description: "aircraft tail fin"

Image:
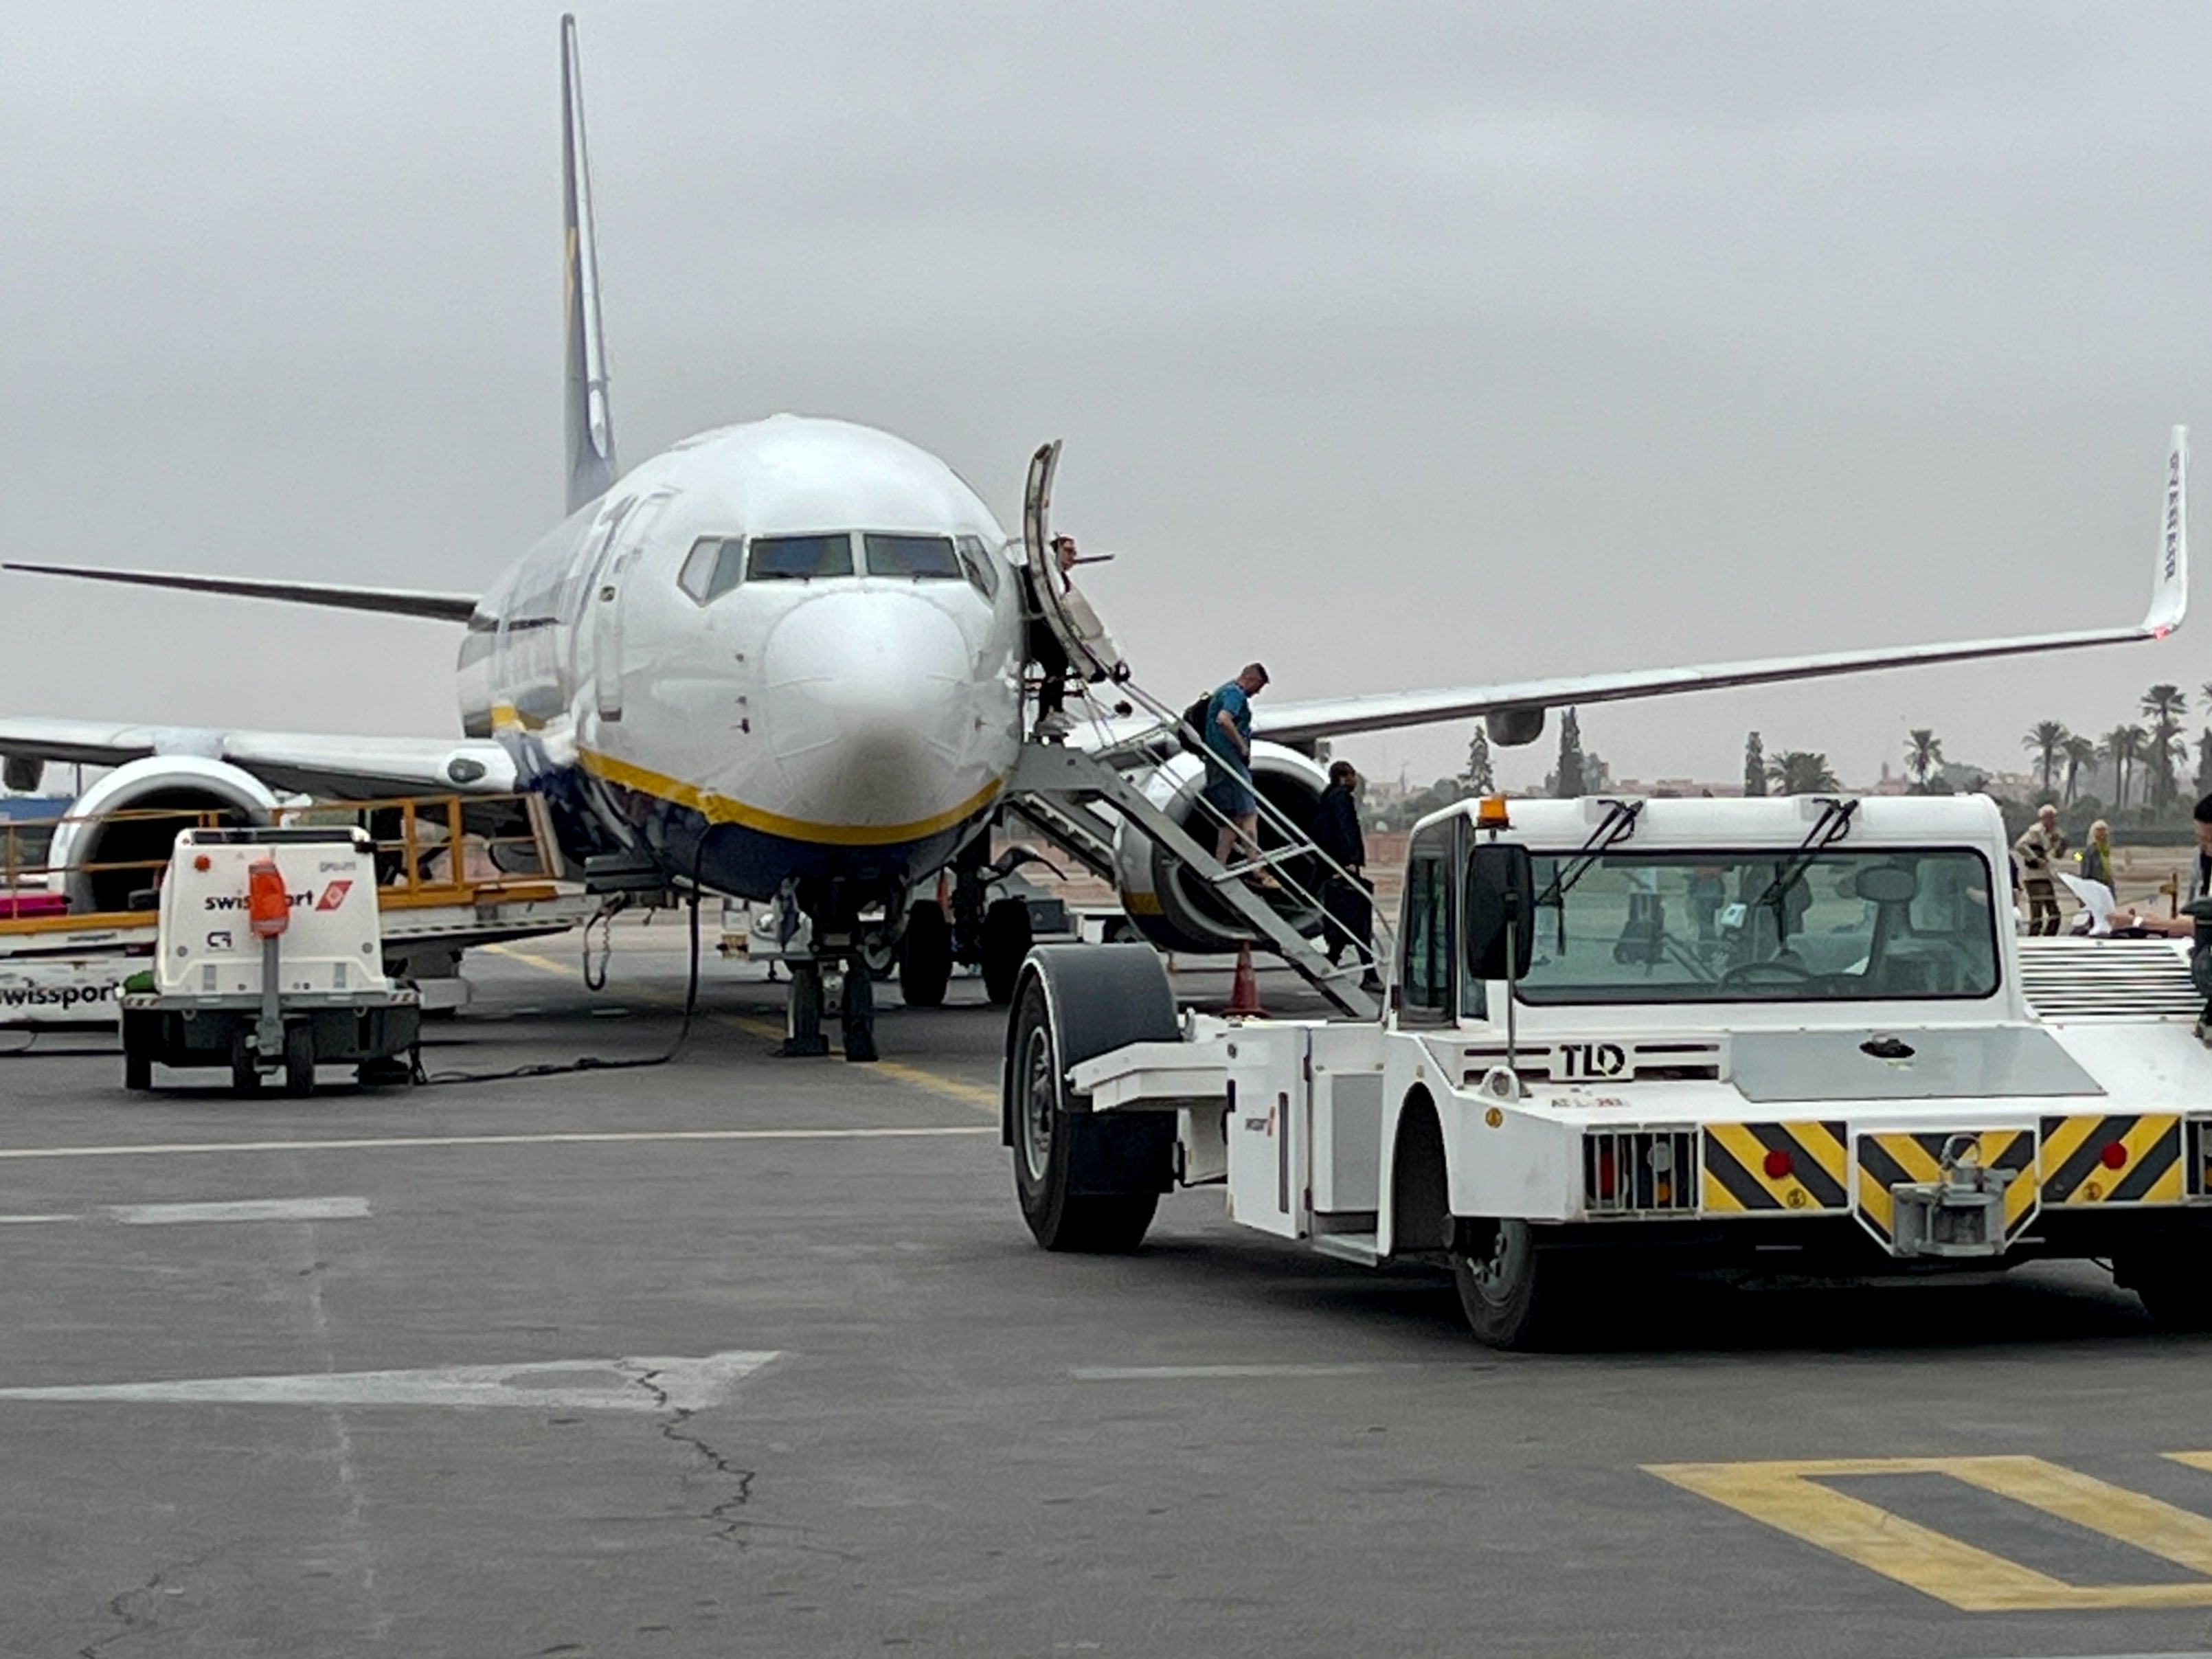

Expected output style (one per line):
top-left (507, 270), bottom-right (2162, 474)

top-left (562, 14), bottom-right (617, 515)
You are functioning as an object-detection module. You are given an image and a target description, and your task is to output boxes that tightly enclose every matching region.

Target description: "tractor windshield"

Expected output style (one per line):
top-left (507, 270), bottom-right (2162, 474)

top-left (1513, 848), bottom-right (2000, 1004)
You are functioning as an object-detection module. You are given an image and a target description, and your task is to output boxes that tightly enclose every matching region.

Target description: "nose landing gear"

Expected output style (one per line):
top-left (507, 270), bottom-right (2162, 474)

top-left (778, 885), bottom-right (883, 1063)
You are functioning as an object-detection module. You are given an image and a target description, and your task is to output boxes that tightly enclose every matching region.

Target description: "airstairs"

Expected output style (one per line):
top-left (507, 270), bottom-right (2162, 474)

top-left (1002, 439), bottom-right (1384, 1020)
top-left (1001, 736), bottom-right (1382, 1019)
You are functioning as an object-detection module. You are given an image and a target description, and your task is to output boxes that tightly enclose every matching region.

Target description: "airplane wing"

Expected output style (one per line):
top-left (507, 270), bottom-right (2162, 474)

top-left (1256, 427), bottom-right (2189, 747)
top-left (0, 563), bottom-right (478, 622)
top-left (0, 716), bottom-right (515, 798)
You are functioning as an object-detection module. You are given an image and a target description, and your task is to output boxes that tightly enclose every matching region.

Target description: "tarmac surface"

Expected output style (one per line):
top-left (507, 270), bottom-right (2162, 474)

top-left (3, 920), bottom-right (2212, 1658)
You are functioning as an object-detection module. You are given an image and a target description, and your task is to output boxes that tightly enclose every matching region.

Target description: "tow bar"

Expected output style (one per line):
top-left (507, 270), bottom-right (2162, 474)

top-left (1888, 1134), bottom-right (2016, 1258)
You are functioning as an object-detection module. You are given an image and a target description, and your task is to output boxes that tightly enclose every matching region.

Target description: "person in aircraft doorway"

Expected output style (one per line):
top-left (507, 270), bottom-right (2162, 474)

top-left (1027, 534), bottom-right (1122, 741)
top-left (1308, 760), bottom-right (1383, 994)
top-left (1203, 662), bottom-right (1272, 884)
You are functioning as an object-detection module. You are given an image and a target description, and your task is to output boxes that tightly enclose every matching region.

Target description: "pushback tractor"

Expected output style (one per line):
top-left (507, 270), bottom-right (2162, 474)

top-left (1002, 793), bottom-right (2212, 1348)
top-left (120, 826), bottom-right (421, 1097)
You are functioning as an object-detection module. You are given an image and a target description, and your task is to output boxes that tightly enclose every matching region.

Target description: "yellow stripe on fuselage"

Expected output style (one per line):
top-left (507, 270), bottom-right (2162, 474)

top-left (577, 747), bottom-right (1001, 848)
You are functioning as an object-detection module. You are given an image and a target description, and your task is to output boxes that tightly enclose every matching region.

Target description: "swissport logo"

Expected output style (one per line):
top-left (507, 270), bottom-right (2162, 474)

top-left (315, 881), bottom-right (352, 912)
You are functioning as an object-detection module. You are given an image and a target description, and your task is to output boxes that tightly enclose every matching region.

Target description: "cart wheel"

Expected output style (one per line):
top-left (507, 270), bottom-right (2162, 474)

top-left (1451, 1219), bottom-right (1583, 1351)
top-left (1006, 945), bottom-right (1177, 1253)
top-left (899, 901), bottom-right (951, 1008)
top-left (980, 898), bottom-right (1032, 1006)
top-left (282, 1023), bottom-right (316, 1098)
top-left (229, 1030), bottom-right (262, 1098)
top-left (122, 1013), bottom-right (153, 1091)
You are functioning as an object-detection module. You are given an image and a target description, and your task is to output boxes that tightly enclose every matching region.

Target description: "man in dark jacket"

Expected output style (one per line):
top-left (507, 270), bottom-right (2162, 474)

top-left (1309, 761), bottom-right (1381, 992)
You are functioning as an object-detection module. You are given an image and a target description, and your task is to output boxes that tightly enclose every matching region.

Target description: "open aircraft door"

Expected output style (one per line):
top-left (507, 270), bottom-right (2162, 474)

top-left (1022, 441), bottom-right (1123, 686)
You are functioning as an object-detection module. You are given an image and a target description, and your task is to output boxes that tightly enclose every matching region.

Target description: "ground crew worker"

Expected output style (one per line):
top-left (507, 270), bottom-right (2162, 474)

top-left (2014, 804), bottom-right (2067, 936)
top-left (1025, 534), bottom-right (1122, 739)
top-left (1308, 760), bottom-right (1381, 992)
top-left (2112, 795), bottom-right (2212, 935)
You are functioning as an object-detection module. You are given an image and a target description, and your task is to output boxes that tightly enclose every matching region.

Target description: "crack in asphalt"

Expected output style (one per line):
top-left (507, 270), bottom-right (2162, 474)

top-left (620, 1363), bottom-right (857, 1560)
top-left (78, 1555), bottom-right (207, 1659)
top-left (624, 1364), bottom-right (759, 1546)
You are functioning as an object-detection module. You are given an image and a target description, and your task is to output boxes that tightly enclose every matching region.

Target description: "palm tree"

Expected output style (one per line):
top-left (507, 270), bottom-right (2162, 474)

top-left (2142, 684), bottom-right (2187, 809)
top-left (1768, 751), bottom-right (1840, 795)
top-left (2022, 720), bottom-right (2069, 793)
top-left (2059, 734), bottom-right (2097, 802)
top-left (1905, 728), bottom-right (1943, 791)
top-left (2103, 724), bottom-right (2147, 811)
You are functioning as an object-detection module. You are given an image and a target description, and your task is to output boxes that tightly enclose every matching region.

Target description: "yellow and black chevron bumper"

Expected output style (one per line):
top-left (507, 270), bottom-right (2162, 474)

top-left (1702, 1121), bottom-right (1850, 1214)
top-left (1854, 1129), bottom-right (2038, 1250)
top-left (2040, 1114), bottom-right (2184, 1206)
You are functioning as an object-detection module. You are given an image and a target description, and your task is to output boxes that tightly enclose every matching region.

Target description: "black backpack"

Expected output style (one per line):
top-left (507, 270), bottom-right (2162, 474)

top-left (1180, 691), bottom-right (1215, 754)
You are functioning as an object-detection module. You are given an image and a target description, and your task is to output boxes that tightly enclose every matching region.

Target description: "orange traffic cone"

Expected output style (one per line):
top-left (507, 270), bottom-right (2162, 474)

top-left (1227, 943), bottom-right (1265, 1017)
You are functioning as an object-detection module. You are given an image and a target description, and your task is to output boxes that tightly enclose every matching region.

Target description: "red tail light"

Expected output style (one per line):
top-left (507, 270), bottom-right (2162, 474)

top-left (247, 860), bottom-right (290, 938)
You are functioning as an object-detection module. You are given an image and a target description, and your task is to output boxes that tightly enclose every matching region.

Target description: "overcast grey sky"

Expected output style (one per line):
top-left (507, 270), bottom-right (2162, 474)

top-left (4, 3), bottom-right (2209, 793)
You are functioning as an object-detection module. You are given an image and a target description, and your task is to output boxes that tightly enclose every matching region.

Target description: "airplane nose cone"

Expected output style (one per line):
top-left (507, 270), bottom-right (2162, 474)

top-left (758, 590), bottom-right (984, 834)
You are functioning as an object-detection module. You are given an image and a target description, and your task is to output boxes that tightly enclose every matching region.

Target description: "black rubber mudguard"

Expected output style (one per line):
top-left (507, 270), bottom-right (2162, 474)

top-left (1004, 943), bottom-right (1180, 1195)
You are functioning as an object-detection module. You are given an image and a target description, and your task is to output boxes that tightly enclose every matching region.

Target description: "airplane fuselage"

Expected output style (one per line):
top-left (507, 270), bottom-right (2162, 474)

top-left (460, 414), bottom-right (1026, 903)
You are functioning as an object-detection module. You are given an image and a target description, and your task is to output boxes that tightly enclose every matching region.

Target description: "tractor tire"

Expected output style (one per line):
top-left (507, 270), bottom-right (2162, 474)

top-left (1451, 1219), bottom-right (1586, 1351)
top-left (1005, 945), bottom-right (1179, 1253)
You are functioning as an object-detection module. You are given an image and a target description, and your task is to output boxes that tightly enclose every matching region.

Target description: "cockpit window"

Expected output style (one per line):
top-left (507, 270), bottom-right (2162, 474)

top-left (864, 534), bottom-right (963, 580)
top-left (677, 537), bottom-right (746, 604)
top-left (748, 533), bottom-right (855, 581)
top-left (955, 534), bottom-right (1000, 599)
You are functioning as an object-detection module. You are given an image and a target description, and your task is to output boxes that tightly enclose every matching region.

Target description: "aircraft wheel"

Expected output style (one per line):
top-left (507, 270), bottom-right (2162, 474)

top-left (282, 1022), bottom-right (317, 1098)
top-left (980, 898), bottom-right (1033, 1006)
top-left (899, 902), bottom-right (951, 1008)
top-left (859, 927), bottom-right (899, 982)
top-left (229, 1030), bottom-right (262, 1098)
top-left (1005, 945), bottom-right (1177, 1253)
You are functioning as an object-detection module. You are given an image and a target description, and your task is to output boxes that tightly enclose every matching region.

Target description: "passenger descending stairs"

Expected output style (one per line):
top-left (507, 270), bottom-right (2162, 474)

top-left (1002, 738), bottom-right (1381, 1020)
top-left (1009, 435), bottom-right (1378, 1019)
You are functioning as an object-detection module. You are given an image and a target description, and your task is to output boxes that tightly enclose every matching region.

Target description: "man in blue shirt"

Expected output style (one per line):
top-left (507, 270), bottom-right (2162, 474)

top-left (1203, 662), bottom-right (1270, 874)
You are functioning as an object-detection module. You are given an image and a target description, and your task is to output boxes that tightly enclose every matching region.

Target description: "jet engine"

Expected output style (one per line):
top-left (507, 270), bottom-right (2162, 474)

top-left (1111, 741), bottom-right (1330, 954)
top-left (44, 756), bottom-right (278, 914)
top-left (1486, 706), bottom-right (1546, 747)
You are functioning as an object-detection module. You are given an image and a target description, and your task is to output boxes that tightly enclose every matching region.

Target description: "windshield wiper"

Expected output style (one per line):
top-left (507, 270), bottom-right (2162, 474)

top-left (1746, 796), bottom-right (1858, 940)
top-left (1534, 798), bottom-right (1644, 951)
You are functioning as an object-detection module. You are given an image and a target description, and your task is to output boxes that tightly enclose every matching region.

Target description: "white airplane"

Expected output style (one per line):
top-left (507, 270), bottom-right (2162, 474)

top-left (0, 19), bottom-right (2190, 1061)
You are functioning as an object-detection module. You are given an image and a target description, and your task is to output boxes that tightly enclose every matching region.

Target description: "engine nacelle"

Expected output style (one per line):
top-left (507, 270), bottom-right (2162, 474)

top-left (1111, 741), bottom-right (1329, 954)
top-left (1486, 706), bottom-right (1546, 747)
top-left (45, 756), bottom-right (277, 914)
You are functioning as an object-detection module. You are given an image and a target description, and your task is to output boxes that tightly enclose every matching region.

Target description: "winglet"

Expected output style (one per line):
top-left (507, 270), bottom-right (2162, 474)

top-left (2148, 424), bottom-right (2189, 637)
top-left (562, 14), bottom-right (616, 515)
